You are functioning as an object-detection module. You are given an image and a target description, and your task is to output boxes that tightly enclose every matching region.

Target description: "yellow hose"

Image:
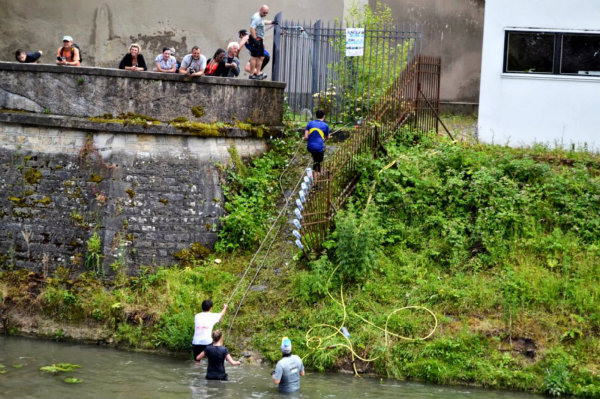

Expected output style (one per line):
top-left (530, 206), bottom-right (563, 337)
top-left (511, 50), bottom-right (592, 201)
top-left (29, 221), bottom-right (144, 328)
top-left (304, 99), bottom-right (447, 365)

top-left (304, 159), bottom-right (438, 376)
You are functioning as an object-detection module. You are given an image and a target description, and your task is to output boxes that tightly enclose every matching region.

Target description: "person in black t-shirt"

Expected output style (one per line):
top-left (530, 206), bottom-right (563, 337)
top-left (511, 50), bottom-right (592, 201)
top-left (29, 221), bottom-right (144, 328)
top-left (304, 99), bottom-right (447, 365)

top-left (196, 329), bottom-right (240, 380)
top-left (15, 49), bottom-right (43, 63)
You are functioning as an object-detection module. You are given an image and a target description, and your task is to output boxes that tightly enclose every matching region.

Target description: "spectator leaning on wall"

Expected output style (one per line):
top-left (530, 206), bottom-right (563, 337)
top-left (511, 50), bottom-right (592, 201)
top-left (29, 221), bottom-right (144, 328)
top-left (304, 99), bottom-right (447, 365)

top-left (15, 49), bottom-right (43, 63)
top-left (56, 35), bottom-right (81, 67)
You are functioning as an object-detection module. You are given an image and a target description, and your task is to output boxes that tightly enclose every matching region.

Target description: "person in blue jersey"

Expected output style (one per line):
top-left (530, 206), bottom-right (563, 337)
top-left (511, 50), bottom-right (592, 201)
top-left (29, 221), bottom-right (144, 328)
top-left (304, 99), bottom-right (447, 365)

top-left (272, 337), bottom-right (305, 393)
top-left (304, 110), bottom-right (330, 175)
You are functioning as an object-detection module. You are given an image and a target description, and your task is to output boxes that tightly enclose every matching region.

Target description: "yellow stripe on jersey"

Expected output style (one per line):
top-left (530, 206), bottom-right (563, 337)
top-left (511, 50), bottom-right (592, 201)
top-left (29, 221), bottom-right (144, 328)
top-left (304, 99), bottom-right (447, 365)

top-left (309, 127), bottom-right (325, 140)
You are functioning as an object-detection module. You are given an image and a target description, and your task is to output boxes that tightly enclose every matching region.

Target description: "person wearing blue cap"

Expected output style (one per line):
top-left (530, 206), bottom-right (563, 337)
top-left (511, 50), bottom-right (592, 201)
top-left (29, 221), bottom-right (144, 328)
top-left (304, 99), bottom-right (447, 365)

top-left (272, 337), bottom-right (305, 393)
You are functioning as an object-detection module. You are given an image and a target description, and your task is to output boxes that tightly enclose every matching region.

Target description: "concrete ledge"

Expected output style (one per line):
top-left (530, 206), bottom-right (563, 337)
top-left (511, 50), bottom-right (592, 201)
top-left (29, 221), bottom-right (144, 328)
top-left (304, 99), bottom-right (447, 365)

top-left (0, 61), bottom-right (285, 125)
top-left (0, 111), bottom-right (282, 138)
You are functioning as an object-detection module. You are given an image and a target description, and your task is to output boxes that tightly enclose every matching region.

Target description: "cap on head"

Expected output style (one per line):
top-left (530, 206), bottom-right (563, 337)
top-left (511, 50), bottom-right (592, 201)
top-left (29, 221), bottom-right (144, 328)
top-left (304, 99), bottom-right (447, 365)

top-left (280, 337), bottom-right (292, 354)
top-left (62, 35), bottom-right (73, 42)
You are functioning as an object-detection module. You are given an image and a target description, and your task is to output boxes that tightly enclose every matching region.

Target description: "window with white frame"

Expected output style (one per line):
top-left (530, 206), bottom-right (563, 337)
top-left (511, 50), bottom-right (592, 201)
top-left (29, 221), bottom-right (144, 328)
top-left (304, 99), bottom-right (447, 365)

top-left (504, 30), bottom-right (600, 76)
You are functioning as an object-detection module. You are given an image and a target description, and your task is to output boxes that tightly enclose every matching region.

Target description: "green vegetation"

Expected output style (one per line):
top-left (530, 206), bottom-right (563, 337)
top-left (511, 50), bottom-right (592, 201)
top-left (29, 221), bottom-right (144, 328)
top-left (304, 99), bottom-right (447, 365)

top-left (85, 232), bottom-right (103, 276)
top-left (88, 112), bottom-right (160, 126)
top-left (40, 363), bottom-right (80, 373)
top-left (315, 2), bottom-right (414, 123)
top-left (215, 132), bottom-right (298, 252)
top-left (1, 124), bottom-right (600, 397)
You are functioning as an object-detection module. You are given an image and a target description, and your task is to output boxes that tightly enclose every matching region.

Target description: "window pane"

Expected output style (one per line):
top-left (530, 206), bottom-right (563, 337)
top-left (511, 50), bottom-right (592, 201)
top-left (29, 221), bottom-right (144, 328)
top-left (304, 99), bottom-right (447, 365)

top-left (561, 34), bottom-right (600, 75)
top-left (505, 32), bottom-right (555, 73)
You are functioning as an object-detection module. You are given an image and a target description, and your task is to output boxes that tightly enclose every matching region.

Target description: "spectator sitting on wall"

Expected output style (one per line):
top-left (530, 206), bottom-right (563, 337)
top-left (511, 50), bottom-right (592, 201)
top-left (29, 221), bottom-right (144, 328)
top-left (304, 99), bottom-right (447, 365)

top-left (205, 48), bottom-right (226, 76)
top-left (221, 42), bottom-right (240, 78)
top-left (56, 36), bottom-right (80, 67)
top-left (118, 43), bottom-right (147, 71)
top-left (179, 46), bottom-right (206, 77)
top-left (237, 29), bottom-right (270, 75)
top-left (154, 47), bottom-right (177, 73)
top-left (15, 49), bottom-right (43, 63)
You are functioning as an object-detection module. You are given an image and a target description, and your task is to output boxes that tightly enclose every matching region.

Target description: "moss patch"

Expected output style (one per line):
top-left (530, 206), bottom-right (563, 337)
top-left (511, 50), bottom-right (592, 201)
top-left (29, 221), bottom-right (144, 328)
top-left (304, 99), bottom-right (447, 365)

top-left (169, 121), bottom-right (227, 137)
top-left (8, 196), bottom-right (26, 207)
top-left (173, 242), bottom-right (211, 266)
top-left (88, 174), bottom-right (104, 183)
top-left (170, 117), bottom-right (188, 123)
top-left (23, 168), bottom-right (42, 185)
top-left (191, 106), bottom-right (204, 118)
top-left (88, 112), bottom-right (161, 126)
top-left (34, 196), bottom-right (52, 206)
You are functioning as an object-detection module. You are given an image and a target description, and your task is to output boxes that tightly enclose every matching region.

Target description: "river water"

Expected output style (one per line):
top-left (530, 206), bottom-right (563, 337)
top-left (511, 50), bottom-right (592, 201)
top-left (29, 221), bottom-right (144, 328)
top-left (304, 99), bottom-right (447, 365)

top-left (1, 336), bottom-right (544, 399)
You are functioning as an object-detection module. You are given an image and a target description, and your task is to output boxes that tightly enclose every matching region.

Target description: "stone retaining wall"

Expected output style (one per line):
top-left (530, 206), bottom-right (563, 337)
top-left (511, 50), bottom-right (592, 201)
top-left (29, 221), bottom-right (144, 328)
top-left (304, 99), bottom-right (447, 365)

top-left (0, 113), bottom-right (268, 274)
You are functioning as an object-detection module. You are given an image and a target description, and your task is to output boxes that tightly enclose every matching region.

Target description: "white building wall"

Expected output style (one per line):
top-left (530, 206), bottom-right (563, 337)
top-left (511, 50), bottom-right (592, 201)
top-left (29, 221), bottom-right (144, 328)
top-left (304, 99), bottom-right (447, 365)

top-left (478, 0), bottom-right (600, 150)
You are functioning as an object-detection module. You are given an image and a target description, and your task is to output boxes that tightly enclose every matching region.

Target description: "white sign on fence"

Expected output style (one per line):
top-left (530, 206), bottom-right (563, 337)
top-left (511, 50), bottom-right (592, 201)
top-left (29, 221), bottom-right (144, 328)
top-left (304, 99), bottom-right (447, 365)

top-left (345, 28), bottom-right (365, 57)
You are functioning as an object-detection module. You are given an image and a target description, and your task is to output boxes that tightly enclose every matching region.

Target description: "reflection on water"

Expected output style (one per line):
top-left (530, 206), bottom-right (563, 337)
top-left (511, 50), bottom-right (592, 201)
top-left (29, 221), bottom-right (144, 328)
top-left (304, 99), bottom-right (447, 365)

top-left (0, 336), bottom-right (543, 399)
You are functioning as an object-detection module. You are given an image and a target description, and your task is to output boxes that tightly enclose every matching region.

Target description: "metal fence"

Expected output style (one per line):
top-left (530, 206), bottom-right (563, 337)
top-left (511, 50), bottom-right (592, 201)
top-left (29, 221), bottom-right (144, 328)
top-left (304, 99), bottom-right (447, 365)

top-left (272, 12), bottom-right (422, 124)
top-left (295, 55), bottom-right (442, 256)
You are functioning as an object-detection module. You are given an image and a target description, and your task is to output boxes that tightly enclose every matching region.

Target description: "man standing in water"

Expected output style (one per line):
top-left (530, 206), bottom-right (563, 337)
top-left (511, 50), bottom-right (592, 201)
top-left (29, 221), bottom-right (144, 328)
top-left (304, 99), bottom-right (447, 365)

top-left (192, 299), bottom-right (228, 360)
top-left (272, 337), bottom-right (305, 393)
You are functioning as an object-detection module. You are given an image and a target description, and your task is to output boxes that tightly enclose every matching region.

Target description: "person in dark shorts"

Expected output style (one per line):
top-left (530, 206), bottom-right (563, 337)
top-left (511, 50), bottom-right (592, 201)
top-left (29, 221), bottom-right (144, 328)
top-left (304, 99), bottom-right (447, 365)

top-left (248, 4), bottom-right (276, 80)
top-left (196, 329), bottom-right (241, 380)
top-left (238, 29), bottom-right (270, 74)
top-left (304, 110), bottom-right (330, 175)
top-left (15, 49), bottom-right (43, 63)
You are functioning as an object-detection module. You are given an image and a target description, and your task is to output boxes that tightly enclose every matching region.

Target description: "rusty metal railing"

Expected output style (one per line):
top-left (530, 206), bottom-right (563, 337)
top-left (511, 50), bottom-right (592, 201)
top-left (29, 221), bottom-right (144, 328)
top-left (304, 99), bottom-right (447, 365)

top-left (294, 55), bottom-right (441, 255)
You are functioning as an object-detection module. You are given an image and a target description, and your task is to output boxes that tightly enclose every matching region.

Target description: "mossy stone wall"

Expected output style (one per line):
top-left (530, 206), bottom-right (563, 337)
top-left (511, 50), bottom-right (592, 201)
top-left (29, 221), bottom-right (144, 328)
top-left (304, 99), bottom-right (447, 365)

top-left (0, 119), bottom-right (267, 274)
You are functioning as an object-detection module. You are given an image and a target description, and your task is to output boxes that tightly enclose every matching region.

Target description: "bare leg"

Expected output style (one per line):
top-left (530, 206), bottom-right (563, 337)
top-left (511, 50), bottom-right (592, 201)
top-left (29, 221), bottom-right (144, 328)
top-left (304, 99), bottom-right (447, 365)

top-left (255, 56), bottom-right (265, 75)
top-left (249, 57), bottom-right (259, 76)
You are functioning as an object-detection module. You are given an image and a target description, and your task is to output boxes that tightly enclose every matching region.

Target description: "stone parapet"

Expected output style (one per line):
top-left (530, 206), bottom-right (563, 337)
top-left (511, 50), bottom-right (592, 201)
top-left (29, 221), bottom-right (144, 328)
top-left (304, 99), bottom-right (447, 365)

top-left (0, 62), bottom-right (285, 125)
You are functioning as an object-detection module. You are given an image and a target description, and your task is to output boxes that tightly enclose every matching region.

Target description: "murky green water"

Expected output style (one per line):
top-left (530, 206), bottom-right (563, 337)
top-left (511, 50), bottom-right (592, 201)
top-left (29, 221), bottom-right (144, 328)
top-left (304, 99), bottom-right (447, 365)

top-left (1, 336), bottom-right (544, 398)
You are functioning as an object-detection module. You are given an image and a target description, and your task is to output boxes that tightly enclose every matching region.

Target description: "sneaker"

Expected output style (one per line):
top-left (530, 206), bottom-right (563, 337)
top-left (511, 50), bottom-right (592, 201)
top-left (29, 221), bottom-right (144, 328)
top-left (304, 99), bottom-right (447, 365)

top-left (249, 74), bottom-right (259, 80)
top-left (258, 73), bottom-right (268, 80)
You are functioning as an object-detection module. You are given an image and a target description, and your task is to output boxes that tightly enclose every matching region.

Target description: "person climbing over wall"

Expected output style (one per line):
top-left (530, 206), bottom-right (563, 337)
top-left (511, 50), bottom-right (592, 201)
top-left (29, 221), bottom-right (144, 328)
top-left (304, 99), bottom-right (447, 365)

top-left (192, 299), bottom-right (228, 360)
top-left (304, 109), bottom-right (330, 177)
top-left (248, 4), bottom-right (277, 80)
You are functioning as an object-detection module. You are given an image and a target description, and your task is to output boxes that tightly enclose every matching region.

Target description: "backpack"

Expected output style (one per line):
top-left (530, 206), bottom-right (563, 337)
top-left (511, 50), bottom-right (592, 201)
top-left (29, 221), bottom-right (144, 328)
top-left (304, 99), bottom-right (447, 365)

top-left (60, 44), bottom-right (83, 63)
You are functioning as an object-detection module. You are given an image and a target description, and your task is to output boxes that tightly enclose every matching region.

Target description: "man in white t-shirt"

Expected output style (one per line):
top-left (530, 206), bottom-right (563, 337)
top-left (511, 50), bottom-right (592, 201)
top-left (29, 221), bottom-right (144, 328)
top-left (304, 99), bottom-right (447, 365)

top-left (192, 299), bottom-right (228, 360)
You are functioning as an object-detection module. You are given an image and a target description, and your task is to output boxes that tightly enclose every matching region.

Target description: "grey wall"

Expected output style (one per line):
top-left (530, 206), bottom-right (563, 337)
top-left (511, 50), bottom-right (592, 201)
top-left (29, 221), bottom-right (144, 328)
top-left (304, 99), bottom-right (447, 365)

top-left (0, 117), bottom-right (268, 274)
top-left (373, 0), bottom-right (484, 104)
top-left (0, 62), bottom-right (285, 125)
top-left (0, 0), bottom-right (350, 77)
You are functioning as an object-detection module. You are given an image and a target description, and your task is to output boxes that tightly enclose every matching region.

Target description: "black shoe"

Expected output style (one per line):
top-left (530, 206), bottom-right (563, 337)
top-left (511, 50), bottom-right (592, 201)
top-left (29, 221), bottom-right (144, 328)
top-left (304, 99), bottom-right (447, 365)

top-left (258, 73), bottom-right (268, 80)
top-left (249, 74), bottom-right (259, 80)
